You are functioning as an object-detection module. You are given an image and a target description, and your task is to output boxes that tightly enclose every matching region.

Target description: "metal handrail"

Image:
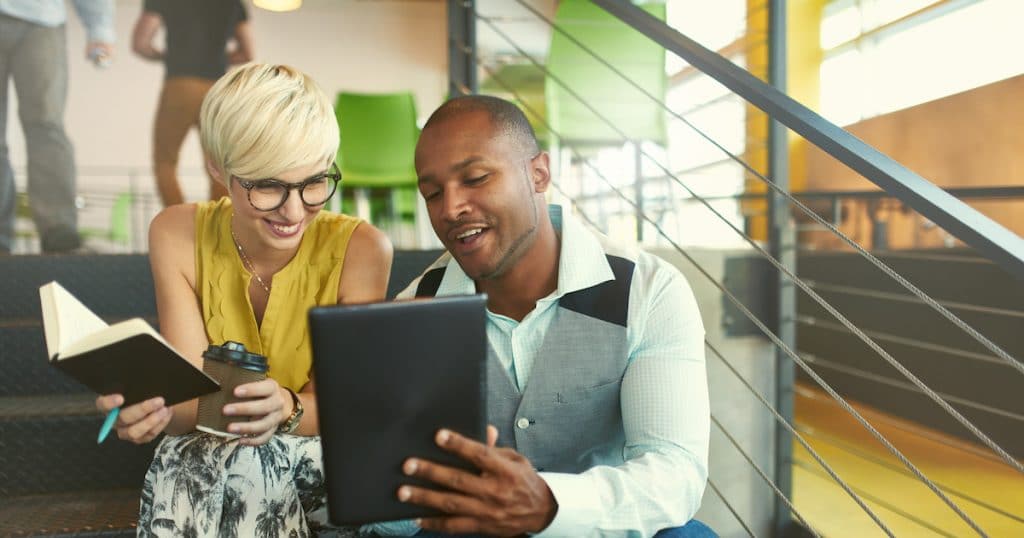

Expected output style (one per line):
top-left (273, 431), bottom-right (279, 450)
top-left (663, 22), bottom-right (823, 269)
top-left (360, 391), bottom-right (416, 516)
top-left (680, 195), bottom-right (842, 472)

top-left (571, 184), bottom-right (1024, 204)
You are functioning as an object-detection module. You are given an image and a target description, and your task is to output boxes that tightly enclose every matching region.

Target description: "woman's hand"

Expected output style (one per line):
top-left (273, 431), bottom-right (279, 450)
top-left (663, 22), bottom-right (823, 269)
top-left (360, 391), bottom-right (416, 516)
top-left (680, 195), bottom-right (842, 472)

top-left (95, 394), bottom-right (172, 445)
top-left (223, 378), bottom-right (290, 446)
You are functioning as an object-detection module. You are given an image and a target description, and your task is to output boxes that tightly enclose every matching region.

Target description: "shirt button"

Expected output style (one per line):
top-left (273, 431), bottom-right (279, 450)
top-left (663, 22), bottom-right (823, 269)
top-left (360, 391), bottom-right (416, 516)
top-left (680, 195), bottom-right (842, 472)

top-left (516, 417), bottom-right (531, 429)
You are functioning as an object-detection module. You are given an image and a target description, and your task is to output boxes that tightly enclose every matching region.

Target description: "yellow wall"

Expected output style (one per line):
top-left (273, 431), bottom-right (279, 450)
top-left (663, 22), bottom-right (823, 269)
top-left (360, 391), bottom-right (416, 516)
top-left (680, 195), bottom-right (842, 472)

top-left (744, 0), bottom-right (824, 240)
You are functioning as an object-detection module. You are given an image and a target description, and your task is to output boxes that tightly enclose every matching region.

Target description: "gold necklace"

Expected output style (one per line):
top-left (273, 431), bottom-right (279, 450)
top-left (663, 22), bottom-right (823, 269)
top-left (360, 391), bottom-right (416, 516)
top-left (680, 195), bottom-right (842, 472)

top-left (230, 228), bottom-right (271, 294)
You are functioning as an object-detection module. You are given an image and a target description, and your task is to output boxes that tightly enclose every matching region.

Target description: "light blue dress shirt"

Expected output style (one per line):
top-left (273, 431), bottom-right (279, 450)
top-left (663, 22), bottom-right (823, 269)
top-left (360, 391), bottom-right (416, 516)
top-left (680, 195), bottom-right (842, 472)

top-left (0, 0), bottom-right (115, 43)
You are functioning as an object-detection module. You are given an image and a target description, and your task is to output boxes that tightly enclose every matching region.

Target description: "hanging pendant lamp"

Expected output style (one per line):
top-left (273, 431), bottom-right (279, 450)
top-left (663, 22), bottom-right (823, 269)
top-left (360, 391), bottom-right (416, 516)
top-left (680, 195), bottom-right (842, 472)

top-left (253, 0), bottom-right (302, 12)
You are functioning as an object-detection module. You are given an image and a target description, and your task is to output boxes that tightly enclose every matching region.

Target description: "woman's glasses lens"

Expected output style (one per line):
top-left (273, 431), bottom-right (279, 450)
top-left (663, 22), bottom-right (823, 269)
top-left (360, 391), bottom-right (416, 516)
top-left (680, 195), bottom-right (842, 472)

top-left (299, 177), bottom-right (331, 206)
top-left (243, 167), bottom-right (340, 211)
top-left (249, 183), bottom-right (287, 211)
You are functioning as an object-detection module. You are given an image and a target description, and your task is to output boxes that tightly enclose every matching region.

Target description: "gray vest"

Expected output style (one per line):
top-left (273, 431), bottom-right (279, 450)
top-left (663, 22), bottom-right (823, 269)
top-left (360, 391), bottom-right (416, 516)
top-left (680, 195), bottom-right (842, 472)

top-left (416, 255), bottom-right (635, 473)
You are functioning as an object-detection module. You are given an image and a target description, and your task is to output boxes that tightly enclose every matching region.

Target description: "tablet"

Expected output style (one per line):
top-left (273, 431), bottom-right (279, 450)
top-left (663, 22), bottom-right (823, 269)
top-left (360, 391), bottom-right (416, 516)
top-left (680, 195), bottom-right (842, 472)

top-left (309, 294), bottom-right (488, 525)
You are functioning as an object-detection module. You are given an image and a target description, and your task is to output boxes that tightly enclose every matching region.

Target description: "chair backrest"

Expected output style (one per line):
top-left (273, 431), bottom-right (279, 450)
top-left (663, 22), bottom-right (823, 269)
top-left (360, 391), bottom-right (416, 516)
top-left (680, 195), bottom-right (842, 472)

top-left (545, 0), bottom-right (667, 145)
top-left (335, 91), bottom-right (420, 187)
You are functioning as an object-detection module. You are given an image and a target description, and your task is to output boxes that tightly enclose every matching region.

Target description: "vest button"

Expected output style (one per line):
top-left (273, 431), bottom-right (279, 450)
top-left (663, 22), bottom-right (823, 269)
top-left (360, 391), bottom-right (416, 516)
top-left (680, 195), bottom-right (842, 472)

top-left (516, 417), bottom-right (531, 429)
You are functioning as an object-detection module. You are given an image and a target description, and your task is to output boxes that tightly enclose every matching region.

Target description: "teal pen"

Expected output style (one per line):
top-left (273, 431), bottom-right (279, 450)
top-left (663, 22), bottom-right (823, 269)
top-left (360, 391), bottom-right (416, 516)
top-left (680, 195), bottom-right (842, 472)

top-left (97, 407), bottom-right (120, 444)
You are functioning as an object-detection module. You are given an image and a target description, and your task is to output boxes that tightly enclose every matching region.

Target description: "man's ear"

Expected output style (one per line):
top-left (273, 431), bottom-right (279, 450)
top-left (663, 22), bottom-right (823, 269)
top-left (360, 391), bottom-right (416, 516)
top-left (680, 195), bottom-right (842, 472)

top-left (531, 151), bottom-right (551, 194)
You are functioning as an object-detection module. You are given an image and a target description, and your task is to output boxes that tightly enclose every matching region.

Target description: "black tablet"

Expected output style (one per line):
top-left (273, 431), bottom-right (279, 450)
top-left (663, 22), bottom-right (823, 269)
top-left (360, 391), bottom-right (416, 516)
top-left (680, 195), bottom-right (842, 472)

top-left (309, 294), bottom-right (487, 526)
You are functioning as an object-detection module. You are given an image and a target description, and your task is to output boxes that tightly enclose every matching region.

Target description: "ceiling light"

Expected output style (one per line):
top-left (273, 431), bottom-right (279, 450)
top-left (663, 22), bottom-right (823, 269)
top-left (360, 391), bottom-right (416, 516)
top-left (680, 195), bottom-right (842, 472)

top-left (253, 0), bottom-right (302, 12)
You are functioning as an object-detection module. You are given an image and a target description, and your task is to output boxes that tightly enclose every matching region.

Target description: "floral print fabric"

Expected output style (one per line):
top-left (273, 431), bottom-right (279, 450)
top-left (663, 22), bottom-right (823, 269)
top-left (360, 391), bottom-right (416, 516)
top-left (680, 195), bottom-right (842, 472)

top-left (137, 432), bottom-right (358, 537)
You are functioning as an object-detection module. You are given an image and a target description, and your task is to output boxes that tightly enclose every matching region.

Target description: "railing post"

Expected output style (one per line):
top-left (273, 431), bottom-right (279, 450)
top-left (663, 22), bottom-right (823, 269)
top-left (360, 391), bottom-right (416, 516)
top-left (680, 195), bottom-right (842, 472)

top-left (447, 0), bottom-right (478, 96)
top-left (767, 0), bottom-right (797, 536)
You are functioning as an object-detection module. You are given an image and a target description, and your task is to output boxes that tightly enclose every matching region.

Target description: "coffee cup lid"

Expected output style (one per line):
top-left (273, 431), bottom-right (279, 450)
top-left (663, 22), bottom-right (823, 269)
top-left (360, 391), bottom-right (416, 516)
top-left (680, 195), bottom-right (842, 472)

top-left (202, 341), bottom-right (268, 373)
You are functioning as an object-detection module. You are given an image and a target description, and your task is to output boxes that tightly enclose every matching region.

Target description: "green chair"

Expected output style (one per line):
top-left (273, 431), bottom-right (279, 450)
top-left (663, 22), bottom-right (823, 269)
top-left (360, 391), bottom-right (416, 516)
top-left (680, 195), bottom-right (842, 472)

top-left (77, 191), bottom-right (133, 251)
top-left (109, 192), bottom-right (133, 247)
top-left (544, 0), bottom-right (668, 239)
top-left (333, 91), bottom-right (420, 234)
top-left (480, 63), bottom-right (550, 150)
top-left (545, 0), bottom-right (667, 146)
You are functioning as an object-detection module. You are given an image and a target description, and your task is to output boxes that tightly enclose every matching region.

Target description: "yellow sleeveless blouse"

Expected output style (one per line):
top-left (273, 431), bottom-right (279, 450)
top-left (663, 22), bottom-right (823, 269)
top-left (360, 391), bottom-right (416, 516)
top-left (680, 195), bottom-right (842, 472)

top-left (194, 198), bottom-right (361, 392)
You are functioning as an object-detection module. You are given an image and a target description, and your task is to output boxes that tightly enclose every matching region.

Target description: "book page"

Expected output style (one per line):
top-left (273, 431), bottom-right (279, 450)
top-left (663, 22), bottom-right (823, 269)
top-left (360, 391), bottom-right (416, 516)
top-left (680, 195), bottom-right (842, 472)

top-left (61, 318), bottom-right (172, 358)
top-left (39, 281), bottom-right (109, 359)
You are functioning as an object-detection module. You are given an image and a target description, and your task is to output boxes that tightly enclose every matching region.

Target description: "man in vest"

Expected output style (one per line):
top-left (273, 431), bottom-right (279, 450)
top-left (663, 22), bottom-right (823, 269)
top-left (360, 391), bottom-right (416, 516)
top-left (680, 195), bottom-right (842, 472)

top-left (388, 95), bottom-right (712, 537)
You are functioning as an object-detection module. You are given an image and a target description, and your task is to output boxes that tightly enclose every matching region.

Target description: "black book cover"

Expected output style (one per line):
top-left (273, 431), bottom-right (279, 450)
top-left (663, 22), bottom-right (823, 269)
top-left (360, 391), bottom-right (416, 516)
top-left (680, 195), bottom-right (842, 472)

top-left (52, 333), bottom-right (219, 407)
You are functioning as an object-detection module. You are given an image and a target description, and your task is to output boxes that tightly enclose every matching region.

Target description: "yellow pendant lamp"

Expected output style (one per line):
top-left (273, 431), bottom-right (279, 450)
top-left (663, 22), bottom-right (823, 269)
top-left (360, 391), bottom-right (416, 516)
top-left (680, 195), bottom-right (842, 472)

top-left (253, 0), bottom-right (302, 12)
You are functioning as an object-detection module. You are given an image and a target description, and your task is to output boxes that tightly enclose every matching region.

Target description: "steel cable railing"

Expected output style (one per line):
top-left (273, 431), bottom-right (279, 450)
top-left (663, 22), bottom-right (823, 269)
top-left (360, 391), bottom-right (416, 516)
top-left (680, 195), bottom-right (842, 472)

top-left (703, 342), bottom-right (895, 534)
top-left (712, 416), bottom-right (823, 532)
top-left (474, 20), bottom-right (990, 538)
top-left (712, 416), bottom-right (819, 536)
top-left (792, 424), bottom-right (1024, 525)
top-left (797, 317), bottom-right (1016, 367)
top-left (479, 56), bottom-right (909, 537)
top-left (706, 478), bottom-right (757, 538)
top-left (804, 281), bottom-right (1024, 322)
top-left (794, 385), bottom-right (1012, 467)
top-left (509, 0), bottom-right (1024, 382)
top-left (799, 354), bottom-right (1024, 423)
top-left (477, 3), bottom-right (1024, 480)
top-left (791, 459), bottom-right (960, 538)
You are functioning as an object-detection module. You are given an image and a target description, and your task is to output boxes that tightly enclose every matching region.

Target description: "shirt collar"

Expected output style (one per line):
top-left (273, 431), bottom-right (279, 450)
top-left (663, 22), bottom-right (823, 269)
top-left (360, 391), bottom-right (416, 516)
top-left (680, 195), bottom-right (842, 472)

top-left (434, 204), bottom-right (614, 299)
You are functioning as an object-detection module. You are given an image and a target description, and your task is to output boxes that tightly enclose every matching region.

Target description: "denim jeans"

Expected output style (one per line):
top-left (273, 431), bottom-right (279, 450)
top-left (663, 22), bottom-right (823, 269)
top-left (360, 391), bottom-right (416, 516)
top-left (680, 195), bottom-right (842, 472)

top-left (0, 13), bottom-right (79, 253)
top-left (412, 518), bottom-right (718, 537)
top-left (653, 519), bottom-right (718, 538)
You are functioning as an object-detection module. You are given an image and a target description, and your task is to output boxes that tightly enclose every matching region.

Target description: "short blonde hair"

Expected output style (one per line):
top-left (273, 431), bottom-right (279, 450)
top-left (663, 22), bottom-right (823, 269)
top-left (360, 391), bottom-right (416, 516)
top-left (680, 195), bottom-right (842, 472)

top-left (200, 63), bottom-right (338, 184)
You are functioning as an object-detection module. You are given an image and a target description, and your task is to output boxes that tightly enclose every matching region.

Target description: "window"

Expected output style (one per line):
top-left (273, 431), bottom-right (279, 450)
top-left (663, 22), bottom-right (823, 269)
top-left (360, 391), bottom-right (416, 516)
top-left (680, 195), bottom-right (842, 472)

top-left (820, 0), bottom-right (1024, 124)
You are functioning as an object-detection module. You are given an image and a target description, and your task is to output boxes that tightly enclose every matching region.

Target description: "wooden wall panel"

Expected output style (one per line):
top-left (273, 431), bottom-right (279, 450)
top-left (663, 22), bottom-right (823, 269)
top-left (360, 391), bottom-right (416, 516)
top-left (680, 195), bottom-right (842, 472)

top-left (803, 74), bottom-right (1024, 250)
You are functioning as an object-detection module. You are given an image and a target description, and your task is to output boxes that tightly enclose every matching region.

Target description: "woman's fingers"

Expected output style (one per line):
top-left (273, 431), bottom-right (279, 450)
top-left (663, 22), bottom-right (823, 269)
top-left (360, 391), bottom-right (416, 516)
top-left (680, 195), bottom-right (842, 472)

top-left (118, 406), bottom-right (172, 444)
top-left (233, 378), bottom-right (279, 398)
top-left (138, 408), bottom-right (173, 444)
top-left (95, 393), bottom-right (124, 413)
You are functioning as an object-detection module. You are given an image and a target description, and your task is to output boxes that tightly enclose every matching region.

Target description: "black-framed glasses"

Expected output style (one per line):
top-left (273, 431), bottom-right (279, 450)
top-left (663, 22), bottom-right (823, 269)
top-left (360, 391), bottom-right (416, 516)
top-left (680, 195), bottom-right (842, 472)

top-left (235, 163), bottom-right (342, 212)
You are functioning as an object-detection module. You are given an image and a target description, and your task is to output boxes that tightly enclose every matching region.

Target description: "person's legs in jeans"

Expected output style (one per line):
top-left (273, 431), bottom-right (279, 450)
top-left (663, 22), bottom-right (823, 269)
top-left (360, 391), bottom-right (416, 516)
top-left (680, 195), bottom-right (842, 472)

top-left (0, 14), bottom-right (24, 254)
top-left (11, 21), bottom-right (79, 252)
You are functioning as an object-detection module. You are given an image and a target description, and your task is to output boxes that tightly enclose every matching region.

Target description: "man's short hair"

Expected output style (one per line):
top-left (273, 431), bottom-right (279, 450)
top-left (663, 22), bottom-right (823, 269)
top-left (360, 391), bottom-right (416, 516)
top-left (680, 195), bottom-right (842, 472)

top-left (422, 95), bottom-right (540, 157)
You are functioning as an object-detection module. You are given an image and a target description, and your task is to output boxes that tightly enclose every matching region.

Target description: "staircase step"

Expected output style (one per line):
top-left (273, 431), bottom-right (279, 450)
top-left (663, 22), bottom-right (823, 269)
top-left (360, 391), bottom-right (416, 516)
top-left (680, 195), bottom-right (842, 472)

top-left (0, 319), bottom-right (160, 397)
top-left (1, 325), bottom-right (88, 396)
top-left (0, 488), bottom-right (138, 537)
top-left (0, 395), bottom-right (155, 497)
top-left (0, 254), bottom-right (156, 319)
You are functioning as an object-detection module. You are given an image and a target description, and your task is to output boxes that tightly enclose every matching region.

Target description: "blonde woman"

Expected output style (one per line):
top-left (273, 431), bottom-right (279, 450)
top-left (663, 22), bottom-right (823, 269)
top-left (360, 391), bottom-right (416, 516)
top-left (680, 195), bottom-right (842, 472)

top-left (95, 63), bottom-right (392, 535)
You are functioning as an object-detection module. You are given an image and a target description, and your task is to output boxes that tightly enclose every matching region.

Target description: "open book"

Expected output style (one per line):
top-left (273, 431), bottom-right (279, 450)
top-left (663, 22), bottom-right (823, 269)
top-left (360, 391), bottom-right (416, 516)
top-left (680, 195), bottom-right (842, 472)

top-left (39, 281), bottom-right (219, 406)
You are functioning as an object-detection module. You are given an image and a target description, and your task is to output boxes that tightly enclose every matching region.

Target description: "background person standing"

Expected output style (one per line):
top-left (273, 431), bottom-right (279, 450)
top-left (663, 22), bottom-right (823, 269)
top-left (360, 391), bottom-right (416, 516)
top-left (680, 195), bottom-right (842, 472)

top-left (0, 0), bottom-right (115, 254)
top-left (132, 0), bottom-right (253, 207)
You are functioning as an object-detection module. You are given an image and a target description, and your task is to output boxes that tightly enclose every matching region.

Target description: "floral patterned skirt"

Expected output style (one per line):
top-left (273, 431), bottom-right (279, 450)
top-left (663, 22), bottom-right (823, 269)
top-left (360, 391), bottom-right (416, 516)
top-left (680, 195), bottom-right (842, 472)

top-left (137, 431), bottom-right (359, 537)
